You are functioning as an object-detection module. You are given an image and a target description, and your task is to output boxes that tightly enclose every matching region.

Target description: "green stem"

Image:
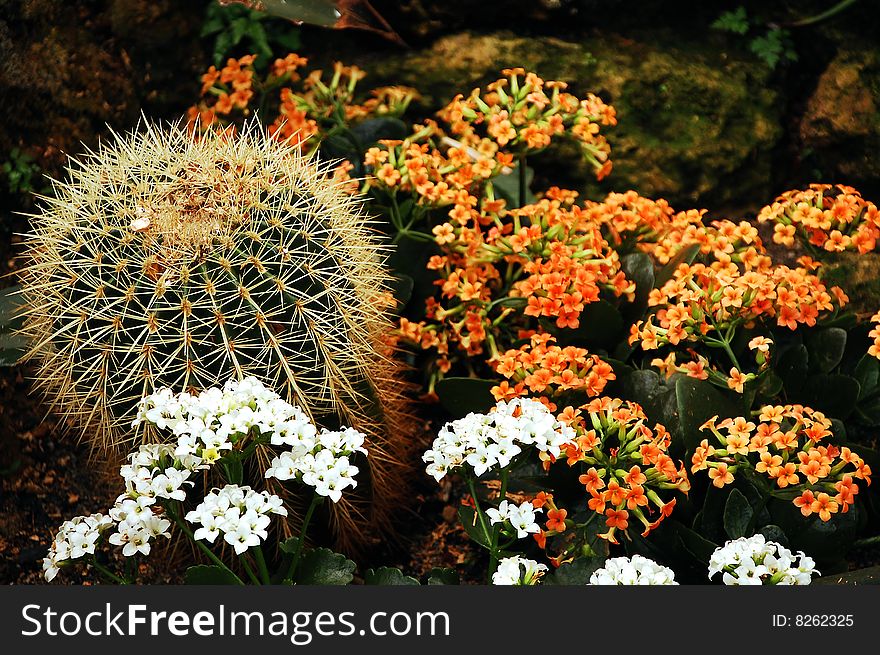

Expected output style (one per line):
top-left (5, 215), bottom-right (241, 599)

top-left (166, 503), bottom-right (245, 585)
top-left (852, 534), bottom-right (880, 549)
top-left (465, 477), bottom-right (494, 550)
top-left (254, 546), bottom-right (272, 585)
top-left (284, 494), bottom-right (320, 583)
top-left (488, 469), bottom-right (510, 579)
top-left (239, 555), bottom-right (262, 585)
top-left (790, 0), bottom-right (859, 27)
top-left (90, 560), bottom-right (128, 585)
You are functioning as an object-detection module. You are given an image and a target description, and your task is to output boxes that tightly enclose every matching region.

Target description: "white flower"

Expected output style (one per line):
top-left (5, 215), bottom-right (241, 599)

top-left (492, 556), bottom-right (548, 585)
top-left (424, 398), bottom-right (575, 481)
top-left (590, 555), bottom-right (678, 585)
top-left (186, 485), bottom-right (286, 554)
top-left (43, 513), bottom-right (116, 580)
top-left (486, 500), bottom-right (541, 539)
top-left (266, 427), bottom-right (367, 502)
top-left (709, 535), bottom-right (818, 585)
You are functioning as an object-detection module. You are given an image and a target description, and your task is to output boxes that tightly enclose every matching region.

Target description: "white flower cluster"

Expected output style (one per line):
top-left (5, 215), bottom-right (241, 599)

top-left (486, 500), bottom-right (542, 538)
top-left (709, 535), bottom-right (818, 585)
top-left (185, 484), bottom-right (287, 554)
top-left (424, 398), bottom-right (576, 481)
top-left (492, 556), bottom-right (548, 585)
top-left (265, 427), bottom-right (367, 502)
top-left (589, 555), bottom-right (678, 585)
top-left (134, 377), bottom-right (315, 465)
top-left (43, 513), bottom-right (115, 582)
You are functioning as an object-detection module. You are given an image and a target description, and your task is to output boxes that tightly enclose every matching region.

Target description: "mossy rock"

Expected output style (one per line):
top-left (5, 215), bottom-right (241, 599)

top-left (353, 31), bottom-right (782, 206)
top-left (800, 47), bottom-right (880, 190)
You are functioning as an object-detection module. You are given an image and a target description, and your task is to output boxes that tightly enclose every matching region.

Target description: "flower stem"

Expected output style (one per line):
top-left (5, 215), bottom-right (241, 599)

top-left (488, 468), bottom-right (510, 579)
top-left (166, 503), bottom-right (245, 585)
top-left (239, 554), bottom-right (261, 585)
top-left (284, 494), bottom-right (320, 583)
top-left (254, 546), bottom-right (272, 585)
top-left (90, 560), bottom-right (128, 585)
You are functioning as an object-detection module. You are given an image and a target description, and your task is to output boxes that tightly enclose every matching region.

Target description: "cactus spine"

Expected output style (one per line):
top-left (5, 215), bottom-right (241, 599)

top-left (19, 120), bottom-right (412, 544)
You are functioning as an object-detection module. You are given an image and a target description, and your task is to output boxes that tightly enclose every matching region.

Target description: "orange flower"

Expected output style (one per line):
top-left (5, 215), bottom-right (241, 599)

top-left (604, 508), bottom-right (629, 530)
top-left (708, 463), bottom-right (734, 488)
top-left (810, 493), bottom-right (839, 521)
top-left (546, 508), bottom-right (568, 532)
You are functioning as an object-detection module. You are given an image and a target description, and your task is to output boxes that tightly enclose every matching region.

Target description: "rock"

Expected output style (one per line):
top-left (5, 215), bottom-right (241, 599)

top-left (800, 48), bottom-right (880, 190)
top-left (338, 31), bottom-right (783, 207)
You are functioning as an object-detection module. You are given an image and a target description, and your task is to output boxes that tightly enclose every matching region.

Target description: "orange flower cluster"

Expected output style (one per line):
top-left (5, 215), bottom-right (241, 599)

top-left (395, 188), bottom-right (633, 389)
top-left (490, 333), bottom-right (615, 402)
top-left (630, 257), bottom-right (848, 390)
top-left (438, 68), bottom-right (616, 179)
top-left (545, 398), bottom-right (689, 546)
top-left (758, 184), bottom-right (880, 253)
top-left (188, 53), bottom-right (418, 152)
top-left (870, 311), bottom-right (880, 360)
top-left (693, 405), bottom-right (872, 520)
top-left (363, 123), bottom-right (512, 209)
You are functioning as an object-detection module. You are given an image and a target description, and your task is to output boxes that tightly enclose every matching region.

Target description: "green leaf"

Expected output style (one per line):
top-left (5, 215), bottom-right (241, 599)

top-left (759, 524), bottom-right (789, 548)
top-left (800, 374), bottom-right (861, 419)
top-left (620, 369), bottom-right (679, 444)
top-left (457, 505), bottom-right (492, 548)
top-left (757, 370), bottom-right (783, 399)
top-left (184, 565), bottom-right (242, 585)
top-left (220, 452), bottom-right (244, 485)
top-left (723, 488), bottom-right (753, 539)
top-left (349, 117), bottom-right (408, 149)
top-left (711, 7), bottom-right (749, 34)
top-left (555, 299), bottom-right (623, 350)
top-left (364, 567), bottom-right (420, 585)
top-left (805, 327), bottom-right (847, 373)
top-left (427, 568), bottom-right (460, 585)
top-left (435, 377), bottom-right (496, 418)
top-left (775, 344), bottom-right (809, 396)
top-left (0, 285), bottom-right (27, 366)
top-left (272, 29), bottom-right (302, 52)
top-left (229, 17), bottom-right (250, 45)
top-left (491, 163), bottom-right (535, 206)
top-left (545, 557), bottom-right (604, 585)
top-left (854, 355), bottom-right (879, 400)
top-left (672, 521), bottom-right (718, 564)
top-left (293, 548), bottom-right (356, 585)
top-left (675, 376), bottom-right (741, 454)
top-left (619, 252), bottom-right (654, 321)
top-left (654, 244), bottom-right (700, 288)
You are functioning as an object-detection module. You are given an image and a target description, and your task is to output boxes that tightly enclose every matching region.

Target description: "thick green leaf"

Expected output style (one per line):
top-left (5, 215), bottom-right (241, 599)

top-left (427, 568), bottom-right (460, 585)
top-left (220, 452), bottom-right (244, 485)
top-left (675, 376), bottom-right (741, 454)
top-left (620, 369), bottom-right (679, 441)
top-left (184, 565), bottom-right (242, 585)
top-left (457, 505), bottom-right (492, 548)
top-left (759, 524), bottom-right (789, 548)
top-left (435, 377), bottom-right (496, 418)
top-left (555, 299), bottom-right (623, 350)
top-left (654, 243), bottom-right (700, 288)
top-left (805, 327), bottom-right (847, 373)
top-left (672, 521), bottom-right (718, 564)
top-left (364, 567), bottom-right (420, 585)
top-left (294, 548), bottom-right (356, 585)
top-left (545, 557), bottom-right (604, 585)
top-left (723, 488), bottom-right (753, 539)
top-left (775, 344), bottom-right (809, 396)
top-left (619, 252), bottom-right (654, 321)
top-left (491, 163), bottom-right (535, 206)
top-left (349, 117), bottom-right (408, 149)
top-left (800, 374), bottom-right (861, 420)
top-left (854, 355), bottom-right (879, 400)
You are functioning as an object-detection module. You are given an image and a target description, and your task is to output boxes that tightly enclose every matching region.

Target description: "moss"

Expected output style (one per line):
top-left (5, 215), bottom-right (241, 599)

top-left (350, 31), bottom-right (783, 207)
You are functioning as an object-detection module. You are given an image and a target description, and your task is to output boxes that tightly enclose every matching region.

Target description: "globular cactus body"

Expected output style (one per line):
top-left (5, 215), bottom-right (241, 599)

top-left (20, 120), bottom-right (412, 544)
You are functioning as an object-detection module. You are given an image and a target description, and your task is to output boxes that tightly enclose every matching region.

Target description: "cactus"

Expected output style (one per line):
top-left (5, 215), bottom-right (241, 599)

top-left (19, 119), bottom-right (413, 544)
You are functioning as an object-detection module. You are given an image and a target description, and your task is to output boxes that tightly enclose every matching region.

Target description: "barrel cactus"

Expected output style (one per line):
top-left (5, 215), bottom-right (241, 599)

top-left (18, 120), bottom-right (413, 543)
